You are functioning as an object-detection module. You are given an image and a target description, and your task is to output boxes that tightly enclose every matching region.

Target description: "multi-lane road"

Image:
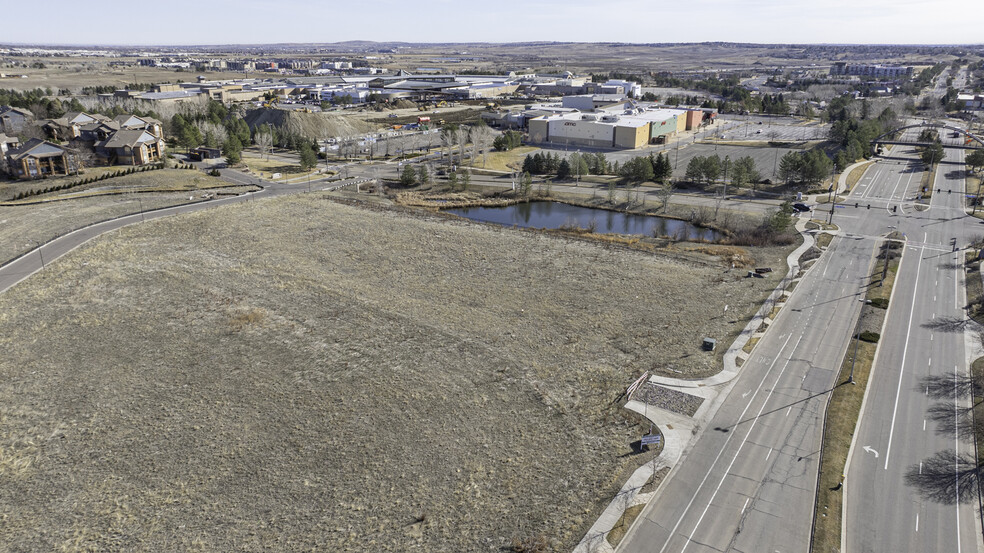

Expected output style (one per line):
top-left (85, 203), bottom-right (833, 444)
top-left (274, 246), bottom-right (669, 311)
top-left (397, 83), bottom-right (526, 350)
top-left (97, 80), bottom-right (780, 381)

top-left (619, 225), bottom-right (872, 553)
top-left (618, 144), bottom-right (984, 553)
top-left (845, 147), bottom-right (982, 553)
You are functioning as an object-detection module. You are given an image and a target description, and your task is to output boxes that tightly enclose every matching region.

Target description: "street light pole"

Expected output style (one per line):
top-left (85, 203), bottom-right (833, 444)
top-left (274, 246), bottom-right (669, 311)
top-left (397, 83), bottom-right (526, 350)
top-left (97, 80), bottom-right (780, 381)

top-left (32, 240), bottom-right (45, 271)
top-left (827, 185), bottom-right (835, 225)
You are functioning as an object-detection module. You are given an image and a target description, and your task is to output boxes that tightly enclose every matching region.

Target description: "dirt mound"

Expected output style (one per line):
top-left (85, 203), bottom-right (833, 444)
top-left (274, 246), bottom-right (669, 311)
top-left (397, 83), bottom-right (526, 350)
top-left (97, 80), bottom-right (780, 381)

top-left (243, 108), bottom-right (375, 140)
top-left (392, 99), bottom-right (417, 109)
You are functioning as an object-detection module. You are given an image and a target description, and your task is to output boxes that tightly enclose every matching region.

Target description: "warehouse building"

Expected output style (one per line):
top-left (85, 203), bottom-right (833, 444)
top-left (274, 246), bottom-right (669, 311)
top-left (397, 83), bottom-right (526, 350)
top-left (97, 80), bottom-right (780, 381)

top-left (527, 105), bottom-right (710, 150)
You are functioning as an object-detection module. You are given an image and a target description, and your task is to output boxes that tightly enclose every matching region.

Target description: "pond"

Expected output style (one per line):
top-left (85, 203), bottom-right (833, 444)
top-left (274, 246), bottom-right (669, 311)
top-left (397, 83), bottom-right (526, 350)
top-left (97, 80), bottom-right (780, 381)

top-left (446, 201), bottom-right (723, 241)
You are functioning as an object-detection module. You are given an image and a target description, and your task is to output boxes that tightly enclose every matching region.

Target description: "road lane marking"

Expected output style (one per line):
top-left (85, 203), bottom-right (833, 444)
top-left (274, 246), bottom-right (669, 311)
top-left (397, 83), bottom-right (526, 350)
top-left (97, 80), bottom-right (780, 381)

top-left (741, 497), bottom-right (750, 514)
top-left (884, 244), bottom-right (926, 471)
top-left (916, 513), bottom-right (919, 532)
top-left (786, 406), bottom-right (792, 417)
top-left (658, 335), bottom-right (796, 553)
top-left (923, 420), bottom-right (927, 431)
top-left (766, 448), bottom-right (773, 461)
top-left (955, 364), bottom-right (962, 553)
top-left (929, 358), bottom-right (932, 367)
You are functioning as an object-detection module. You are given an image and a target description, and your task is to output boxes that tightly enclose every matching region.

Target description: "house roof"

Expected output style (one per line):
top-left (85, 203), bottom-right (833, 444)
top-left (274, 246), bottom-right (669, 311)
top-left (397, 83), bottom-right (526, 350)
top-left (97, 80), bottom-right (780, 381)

top-left (0, 105), bottom-right (33, 118)
top-left (7, 138), bottom-right (66, 160)
top-left (79, 121), bottom-right (121, 133)
top-left (114, 114), bottom-right (162, 127)
top-left (0, 133), bottom-right (19, 146)
top-left (99, 129), bottom-right (159, 148)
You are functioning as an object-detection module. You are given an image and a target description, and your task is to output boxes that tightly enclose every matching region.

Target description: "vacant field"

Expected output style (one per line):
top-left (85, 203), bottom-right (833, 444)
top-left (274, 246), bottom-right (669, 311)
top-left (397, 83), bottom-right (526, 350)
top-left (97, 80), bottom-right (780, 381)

top-left (0, 195), bottom-right (787, 552)
top-left (471, 146), bottom-right (539, 172)
top-left (0, 168), bottom-right (256, 264)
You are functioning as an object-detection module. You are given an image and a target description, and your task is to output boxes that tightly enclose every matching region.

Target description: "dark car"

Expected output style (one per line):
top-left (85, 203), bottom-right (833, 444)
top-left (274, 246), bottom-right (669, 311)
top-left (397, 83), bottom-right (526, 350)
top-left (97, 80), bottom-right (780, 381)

top-left (792, 202), bottom-right (811, 212)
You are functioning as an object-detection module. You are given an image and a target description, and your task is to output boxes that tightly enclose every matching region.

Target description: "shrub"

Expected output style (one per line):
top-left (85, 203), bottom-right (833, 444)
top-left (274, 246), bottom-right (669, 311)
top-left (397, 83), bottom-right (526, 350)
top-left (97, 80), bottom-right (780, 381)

top-left (869, 297), bottom-right (889, 309)
top-left (859, 331), bottom-right (880, 343)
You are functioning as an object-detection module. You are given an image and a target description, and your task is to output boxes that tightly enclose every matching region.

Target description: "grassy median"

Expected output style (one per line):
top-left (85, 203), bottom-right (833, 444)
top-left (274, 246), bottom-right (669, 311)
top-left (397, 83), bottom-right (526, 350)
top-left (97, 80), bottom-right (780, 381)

top-left (811, 239), bottom-right (901, 553)
top-left (844, 161), bottom-right (874, 193)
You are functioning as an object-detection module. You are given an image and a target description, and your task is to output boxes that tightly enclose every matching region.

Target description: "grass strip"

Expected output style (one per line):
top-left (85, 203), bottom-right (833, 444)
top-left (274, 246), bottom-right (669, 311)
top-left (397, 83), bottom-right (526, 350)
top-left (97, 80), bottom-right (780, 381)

top-left (810, 243), bottom-right (900, 553)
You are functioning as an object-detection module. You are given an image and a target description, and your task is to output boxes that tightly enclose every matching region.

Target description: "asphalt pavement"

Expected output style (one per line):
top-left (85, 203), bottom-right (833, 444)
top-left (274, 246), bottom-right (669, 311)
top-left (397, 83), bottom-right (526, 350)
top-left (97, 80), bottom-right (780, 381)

top-left (843, 147), bottom-right (983, 553)
top-left (618, 204), bottom-right (875, 553)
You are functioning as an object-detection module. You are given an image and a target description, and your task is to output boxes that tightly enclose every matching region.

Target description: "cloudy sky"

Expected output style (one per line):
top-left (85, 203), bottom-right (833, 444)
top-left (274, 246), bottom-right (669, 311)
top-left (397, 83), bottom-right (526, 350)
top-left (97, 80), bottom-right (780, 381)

top-left (4, 0), bottom-right (980, 46)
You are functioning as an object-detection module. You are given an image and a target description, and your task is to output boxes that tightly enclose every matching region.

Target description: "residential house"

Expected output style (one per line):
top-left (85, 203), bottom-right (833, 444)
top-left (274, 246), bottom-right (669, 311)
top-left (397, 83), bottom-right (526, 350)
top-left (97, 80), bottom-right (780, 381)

top-left (4, 138), bottom-right (78, 179)
top-left (40, 112), bottom-right (166, 167)
top-left (114, 114), bottom-right (164, 137)
top-left (0, 106), bottom-right (33, 134)
top-left (42, 112), bottom-right (114, 141)
top-left (0, 133), bottom-right (21, 174)
top-left (94, 129), bottom-right (164, 166)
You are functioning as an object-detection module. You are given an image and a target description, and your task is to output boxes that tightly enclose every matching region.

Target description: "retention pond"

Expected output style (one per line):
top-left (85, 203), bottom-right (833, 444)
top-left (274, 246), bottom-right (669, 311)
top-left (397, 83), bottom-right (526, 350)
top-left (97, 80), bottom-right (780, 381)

top-left (446, 201), bottom-right (722, 241)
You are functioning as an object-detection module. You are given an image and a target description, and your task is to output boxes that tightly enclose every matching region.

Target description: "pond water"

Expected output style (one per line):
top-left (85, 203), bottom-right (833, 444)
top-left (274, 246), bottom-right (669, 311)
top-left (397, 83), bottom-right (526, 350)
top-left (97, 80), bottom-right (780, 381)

top-left (446, 201), bottom-right (722, 241)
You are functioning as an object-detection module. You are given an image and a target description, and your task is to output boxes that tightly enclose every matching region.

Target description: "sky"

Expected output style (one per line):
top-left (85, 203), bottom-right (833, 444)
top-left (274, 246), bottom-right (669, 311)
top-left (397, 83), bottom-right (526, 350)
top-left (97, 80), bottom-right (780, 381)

top-left (2, 0), bottom-right (981, 46)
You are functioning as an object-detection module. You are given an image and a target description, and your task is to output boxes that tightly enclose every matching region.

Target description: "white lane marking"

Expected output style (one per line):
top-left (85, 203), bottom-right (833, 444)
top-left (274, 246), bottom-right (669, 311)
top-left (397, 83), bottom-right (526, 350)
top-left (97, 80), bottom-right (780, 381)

top-left (885, 244), bottom-right (926, 470)
top-left (676, 336), bottom-right (803, 553)
top-left (929, 358), bottom-right (932, 367)
top-left (955, 263), bottom-right (960, 310)
top-left (766, 448), bottom-right (773, 461)
top-left (741, 497), bottom-right (750, 514)
top-left (923, 420), bottom-right (927, 431)
top-left (786, 406), bottom-right (792, 417)
top-left (658, 334), bottom-right (796, 553)
top-left (916, 513), bottom-right (920, 532)
top-left (955, 364), bottom-right (962, 553)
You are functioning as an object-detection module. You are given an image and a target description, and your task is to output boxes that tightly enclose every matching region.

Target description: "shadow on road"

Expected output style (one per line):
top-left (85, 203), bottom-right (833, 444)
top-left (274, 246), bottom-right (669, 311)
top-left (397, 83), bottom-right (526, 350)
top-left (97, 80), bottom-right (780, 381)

top-left (713, 382), bottom-right (846, 433)
top-left (790, 292), bottom-right (861, 312)
top-left (921, 316), bottom-right (971, 333)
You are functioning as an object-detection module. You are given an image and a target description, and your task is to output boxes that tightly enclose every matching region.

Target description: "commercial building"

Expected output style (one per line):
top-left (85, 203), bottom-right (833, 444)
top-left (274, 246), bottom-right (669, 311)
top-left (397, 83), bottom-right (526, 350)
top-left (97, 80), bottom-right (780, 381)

top-left (528, 104), bottom-right (712, 150)
top-left (958, 93), bottom-right (983, 111)
top-left (829, 63), bottom-right (913, 79)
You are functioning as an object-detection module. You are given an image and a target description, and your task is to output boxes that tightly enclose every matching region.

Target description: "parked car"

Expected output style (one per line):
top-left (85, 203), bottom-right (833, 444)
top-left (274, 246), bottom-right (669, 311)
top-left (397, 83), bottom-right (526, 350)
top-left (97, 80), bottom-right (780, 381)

top-left (792, 203), bottom-right (811, 212)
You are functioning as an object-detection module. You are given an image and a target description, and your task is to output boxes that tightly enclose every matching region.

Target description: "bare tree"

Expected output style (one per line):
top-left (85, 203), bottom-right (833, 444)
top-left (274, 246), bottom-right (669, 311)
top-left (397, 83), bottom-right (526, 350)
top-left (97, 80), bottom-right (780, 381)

top-left (254, 130), bottom-right (274, 161)
top-left (441, 127), bottom-right (458, 166)
top-left (457, 125), bottom-right (470, 167)
top-left (657, 182), bottom-right (675, 212)
top-left (470, 125), bottom-right (495, 168)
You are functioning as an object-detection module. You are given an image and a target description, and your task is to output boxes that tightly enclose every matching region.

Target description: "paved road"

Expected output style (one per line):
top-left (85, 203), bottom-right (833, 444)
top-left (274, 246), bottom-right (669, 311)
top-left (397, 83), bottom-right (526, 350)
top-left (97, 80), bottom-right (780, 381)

top-left (618, 145), bottom-right (984, 553)
top-left (619, 209), bottom-right (875, 552)
top-left (844, 147), bottom-right (983, 553)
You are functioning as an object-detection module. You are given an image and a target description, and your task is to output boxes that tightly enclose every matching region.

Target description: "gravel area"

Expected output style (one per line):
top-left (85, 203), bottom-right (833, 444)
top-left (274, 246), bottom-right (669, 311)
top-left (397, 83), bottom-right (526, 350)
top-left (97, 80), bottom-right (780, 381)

top-left (0, 194), bottom-right (791, 552)
top-left (634, 383), bottom-right (705, 417)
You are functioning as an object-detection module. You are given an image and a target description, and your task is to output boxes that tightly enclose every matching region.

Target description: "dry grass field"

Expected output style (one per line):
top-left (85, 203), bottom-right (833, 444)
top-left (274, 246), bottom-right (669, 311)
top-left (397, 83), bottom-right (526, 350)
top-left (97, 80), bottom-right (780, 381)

top-left (0, 194), bottom-right (789, 552)
top-left (0, 169), bottom-right (256, 265)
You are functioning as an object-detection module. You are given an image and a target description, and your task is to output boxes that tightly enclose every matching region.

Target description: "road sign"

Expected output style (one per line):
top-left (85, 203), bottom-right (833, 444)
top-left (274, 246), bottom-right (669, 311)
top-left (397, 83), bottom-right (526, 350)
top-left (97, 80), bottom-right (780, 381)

top-left (641, 435), bottom-right (662, 446)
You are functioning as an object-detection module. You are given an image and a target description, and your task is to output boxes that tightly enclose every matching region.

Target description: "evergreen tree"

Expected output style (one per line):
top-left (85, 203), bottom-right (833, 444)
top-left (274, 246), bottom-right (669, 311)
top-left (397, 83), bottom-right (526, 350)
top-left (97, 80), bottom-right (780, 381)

top-left (298, 142), bottom-right (318, 170)
top-left (557, 158), bottom-right (572, 180)
top-left (400, 164), bottom-right (417, 186)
